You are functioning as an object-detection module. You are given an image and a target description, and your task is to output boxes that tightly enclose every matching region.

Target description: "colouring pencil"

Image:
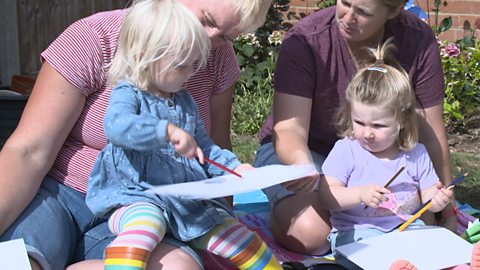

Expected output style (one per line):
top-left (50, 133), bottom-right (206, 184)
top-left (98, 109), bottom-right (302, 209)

top-left (364, 166), bottom-right (405, 209)
top-left (410, 173), bottom-right (468, 216)
top-left (204, 157), bottom-right (242, 178)
top-left (398, 173), bottom-right (468, 232)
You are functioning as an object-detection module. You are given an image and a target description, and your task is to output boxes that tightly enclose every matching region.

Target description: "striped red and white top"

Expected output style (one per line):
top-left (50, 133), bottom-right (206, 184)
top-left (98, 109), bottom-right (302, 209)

top-left (41, 9), bottom-right (240, 193)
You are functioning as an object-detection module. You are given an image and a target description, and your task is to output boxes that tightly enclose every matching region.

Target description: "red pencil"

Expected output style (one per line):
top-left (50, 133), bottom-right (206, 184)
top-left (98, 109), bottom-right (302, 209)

top-left (204, 157), bottom-right (242, 178)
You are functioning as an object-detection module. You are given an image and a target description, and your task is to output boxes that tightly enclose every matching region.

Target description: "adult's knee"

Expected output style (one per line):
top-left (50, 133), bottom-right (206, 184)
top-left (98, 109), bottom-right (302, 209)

top-left (147, 243), bottom-right (202, 270)
top-left (270, 200), bottom-right (331, 255)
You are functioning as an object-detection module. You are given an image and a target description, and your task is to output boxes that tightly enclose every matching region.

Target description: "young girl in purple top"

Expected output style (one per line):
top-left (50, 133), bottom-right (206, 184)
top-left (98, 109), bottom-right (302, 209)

top-left (319, 39), bottom-right (479, 270)
top-left (254, 0), bottom-right (455, 255)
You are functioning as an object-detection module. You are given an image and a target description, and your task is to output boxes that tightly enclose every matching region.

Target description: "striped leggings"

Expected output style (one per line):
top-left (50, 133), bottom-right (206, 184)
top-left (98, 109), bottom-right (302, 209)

top-left (104, 202), bottom-right (282, 270)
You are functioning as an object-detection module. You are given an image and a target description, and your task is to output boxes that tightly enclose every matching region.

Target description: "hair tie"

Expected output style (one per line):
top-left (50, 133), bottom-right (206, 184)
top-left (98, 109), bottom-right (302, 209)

top-left (367, 67), bottom-right (387, 73)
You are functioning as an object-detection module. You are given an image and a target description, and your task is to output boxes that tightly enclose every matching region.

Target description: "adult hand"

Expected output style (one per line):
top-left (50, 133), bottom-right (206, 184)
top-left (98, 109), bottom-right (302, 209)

top-left (282, 172), bottom-right (320, 193)
top-left (234, 163), bottom-right (254, 174)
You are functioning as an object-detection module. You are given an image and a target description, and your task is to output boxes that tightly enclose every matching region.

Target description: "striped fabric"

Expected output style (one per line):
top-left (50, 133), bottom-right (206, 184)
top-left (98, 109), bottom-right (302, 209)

top-left (40, 8), bottom-right (240, 193)
top-left (104, 246), bottom-right (151, 270)
top-left (108, 202), bottom-right (166, 251)
top-left (105, 203), bottom-right (166, 270)
top-left (193, 213), bottom-right (283, 270)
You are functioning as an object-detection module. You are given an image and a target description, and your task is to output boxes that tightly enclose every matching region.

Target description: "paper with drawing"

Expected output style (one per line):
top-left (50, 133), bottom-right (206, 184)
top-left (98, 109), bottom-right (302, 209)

top-left (146, 164), bottom-right (316, 199)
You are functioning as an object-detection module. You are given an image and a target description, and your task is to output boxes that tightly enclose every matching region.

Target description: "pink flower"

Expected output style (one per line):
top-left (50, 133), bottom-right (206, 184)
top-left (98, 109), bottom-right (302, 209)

top-left (442, 43), bottom-right (460, 58)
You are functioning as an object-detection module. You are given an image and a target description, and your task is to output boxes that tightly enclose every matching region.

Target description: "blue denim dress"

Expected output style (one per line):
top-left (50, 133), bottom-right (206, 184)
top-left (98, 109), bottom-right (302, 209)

top-left (86, 81), bottom-right (240, 241)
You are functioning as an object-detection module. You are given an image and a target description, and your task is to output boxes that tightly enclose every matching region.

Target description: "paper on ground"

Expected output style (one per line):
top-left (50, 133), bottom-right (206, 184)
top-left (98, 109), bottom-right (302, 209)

top-left (146, 164), bottom-right (317, 199)
top-left (335, 226), bottom-right (472, 270)
top-left (0, 239), bottom-right (32, 270)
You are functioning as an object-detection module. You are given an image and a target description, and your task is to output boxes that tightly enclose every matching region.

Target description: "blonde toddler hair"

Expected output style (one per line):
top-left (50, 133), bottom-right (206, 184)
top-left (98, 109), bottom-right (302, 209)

top-left (336, 38), bottom-right (418, 151)
top-left (109, 0), bottom-right (211, 90)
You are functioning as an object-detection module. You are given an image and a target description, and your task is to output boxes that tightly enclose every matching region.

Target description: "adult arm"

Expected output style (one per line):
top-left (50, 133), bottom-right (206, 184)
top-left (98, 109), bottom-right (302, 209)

top-left (273, 92), bottom-right (313, 165)
top-left (0, 62), bottom-right (86, 235)
top-left (209, 85), bottom-right (235, 205)
top-left (272, 92), bottom-right (319, 193)
top-left (416, 104), bottom-right (457, 231)
top-left (416, 104), bottom-right (452, 186)
top-left (209, 85), bottom-right (233, 150)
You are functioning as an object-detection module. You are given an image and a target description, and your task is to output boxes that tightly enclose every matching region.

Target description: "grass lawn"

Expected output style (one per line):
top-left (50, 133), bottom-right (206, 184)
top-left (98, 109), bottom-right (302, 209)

top-left (452, 152), bottom-right (480, 209)
top-left (233, 134), bottom-right (480, 210)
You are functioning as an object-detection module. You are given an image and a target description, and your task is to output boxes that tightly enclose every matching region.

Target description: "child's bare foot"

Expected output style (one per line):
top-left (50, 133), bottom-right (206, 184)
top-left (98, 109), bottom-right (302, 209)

top-left (389, 259), bottom-right (417, 270)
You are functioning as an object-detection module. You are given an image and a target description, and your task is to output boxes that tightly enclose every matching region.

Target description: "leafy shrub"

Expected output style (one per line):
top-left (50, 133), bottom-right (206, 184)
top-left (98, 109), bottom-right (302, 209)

top-left (232, 32), bottom-right (279, 135)
top-left (231, 0), bottom-right (287, 135)
top-left (429, 0), bottom-right (480, 128)
top-left (440, 39), bottom-right (480, 127)
top-left (316, 0), bottom-right (336, 9)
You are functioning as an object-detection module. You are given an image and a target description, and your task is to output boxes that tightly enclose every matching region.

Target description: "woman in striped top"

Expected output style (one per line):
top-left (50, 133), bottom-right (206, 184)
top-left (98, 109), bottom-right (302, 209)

top-left (0, 0), bottom-right (272, 269)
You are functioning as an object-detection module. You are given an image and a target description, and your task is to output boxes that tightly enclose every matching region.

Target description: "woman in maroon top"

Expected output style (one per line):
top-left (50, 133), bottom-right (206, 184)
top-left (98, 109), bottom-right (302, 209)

top-left (0, 1), bottom-right (271, 269)
top-left (254, 0), bottom-right (455, 255)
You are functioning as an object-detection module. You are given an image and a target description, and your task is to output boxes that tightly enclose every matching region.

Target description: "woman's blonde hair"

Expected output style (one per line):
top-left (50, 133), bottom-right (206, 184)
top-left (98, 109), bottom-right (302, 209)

top-left (109, 0), bottom-right (211, 90)
top-left (233, 0), bottom-right (273, 33)
top-left (336, 38), bottom-right (418, 151)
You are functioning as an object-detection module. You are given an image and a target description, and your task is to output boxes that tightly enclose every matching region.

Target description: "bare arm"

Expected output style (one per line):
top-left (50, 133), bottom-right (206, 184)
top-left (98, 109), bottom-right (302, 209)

top-left (209, 85), bottom-right (234, 205)
top-left (318, 175), bottom-right (390, 211)
top-left (416, 104), bottom-right (457, 231)
top-left (272, 92), bottom-right (313, 165)
top-left (209, 86), bottom-right (233, 150)
top-left (272, 92), bottom-right (319, 193)
top-left (421, 182), bottom-right (455, 213)
top-left (416, 104), bottom-right (452, 185)
top-left (0, 62), bottom-right (86, 234)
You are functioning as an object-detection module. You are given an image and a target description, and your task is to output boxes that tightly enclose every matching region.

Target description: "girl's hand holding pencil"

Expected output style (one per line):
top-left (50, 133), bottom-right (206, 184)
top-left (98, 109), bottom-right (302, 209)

top-left (360, 184), bottom-right (391, 208)
top-left (429, 181), bottom-right (456, 212)
top-left (399, 173), bottom-right (467, 232)
top-left (364, 166), bottom-right (405, 209)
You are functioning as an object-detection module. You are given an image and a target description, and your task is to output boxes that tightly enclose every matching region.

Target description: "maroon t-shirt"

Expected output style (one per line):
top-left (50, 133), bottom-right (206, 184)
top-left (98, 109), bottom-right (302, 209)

top-left (259, 7), bottom-right (445, 156)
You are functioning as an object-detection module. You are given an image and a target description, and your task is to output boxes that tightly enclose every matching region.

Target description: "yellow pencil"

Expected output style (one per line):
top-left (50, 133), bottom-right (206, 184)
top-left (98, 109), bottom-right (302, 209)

top-left (398, 173), bottom-right (467, 232)
top-left (398, 201), bottom-right (433, 231)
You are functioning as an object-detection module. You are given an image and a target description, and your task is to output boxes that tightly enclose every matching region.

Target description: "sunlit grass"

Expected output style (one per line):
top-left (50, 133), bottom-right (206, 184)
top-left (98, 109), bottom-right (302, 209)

top-left (452, 152), bottom-right (480, 209)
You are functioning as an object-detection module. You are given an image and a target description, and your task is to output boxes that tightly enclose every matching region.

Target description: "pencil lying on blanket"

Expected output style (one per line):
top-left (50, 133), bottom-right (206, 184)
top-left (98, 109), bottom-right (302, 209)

top-left (204, 157), bottom-right (242, 178)
top-left (363, 166), bottom-right (406, 209)
top-left (398, 173), bottom-right (468, 232)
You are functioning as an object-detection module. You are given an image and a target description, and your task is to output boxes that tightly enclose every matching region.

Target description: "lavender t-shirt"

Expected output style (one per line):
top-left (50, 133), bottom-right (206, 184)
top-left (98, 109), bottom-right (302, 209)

top-left (321, 138), bottom-right (439, 233)
top-left (259, 7), bottom-right (445, 156)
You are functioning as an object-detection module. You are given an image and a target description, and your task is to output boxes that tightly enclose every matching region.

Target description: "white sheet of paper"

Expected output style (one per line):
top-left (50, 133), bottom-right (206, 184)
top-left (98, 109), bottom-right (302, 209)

top-left (146, 164), bottom-right (316, 199)
top-left (0, 239), bottom-right (32, 270)
top-left (335, 226), bottom-right (473, 270)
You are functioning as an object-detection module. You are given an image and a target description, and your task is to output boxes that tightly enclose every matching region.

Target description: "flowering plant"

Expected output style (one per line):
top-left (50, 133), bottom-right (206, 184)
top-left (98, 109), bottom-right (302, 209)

top-left (441, 43), bottom-right (460, 58)
top-left (440, 39), bottom-right (480, 127)
top-left (231, 0), bottom-right (290, 135)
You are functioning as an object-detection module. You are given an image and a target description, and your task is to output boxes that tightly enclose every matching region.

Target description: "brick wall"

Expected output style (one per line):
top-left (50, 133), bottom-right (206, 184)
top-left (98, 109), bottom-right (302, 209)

top-left (286, 0), bottom-right (480, 42)
top-left (417, 0), bottom-right (480, 41)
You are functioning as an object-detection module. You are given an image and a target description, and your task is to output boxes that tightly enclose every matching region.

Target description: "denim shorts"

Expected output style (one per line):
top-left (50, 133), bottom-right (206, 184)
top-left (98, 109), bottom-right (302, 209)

top-left (253, 142), bottom-right (326, 208)
top-left (0, 177), bottom-right (202, 270)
